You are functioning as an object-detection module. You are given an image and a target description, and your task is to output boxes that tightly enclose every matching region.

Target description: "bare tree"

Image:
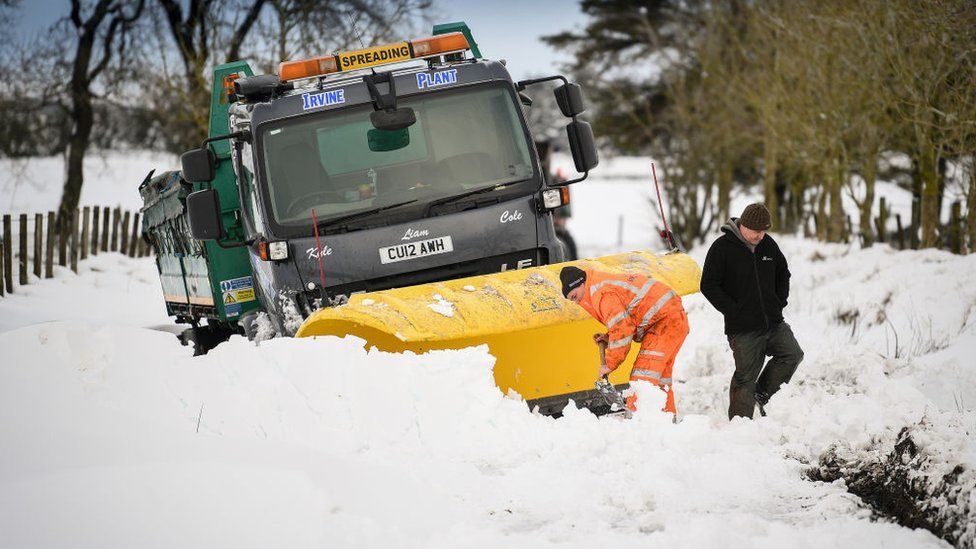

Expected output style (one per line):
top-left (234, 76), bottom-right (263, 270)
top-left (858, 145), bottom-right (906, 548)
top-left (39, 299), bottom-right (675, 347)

top-left (153, 0), bottom-right (431, 150)
top-left (545, 0), bottom-right (976, 250)
top-left (59, 0), bottom-right (145, 224)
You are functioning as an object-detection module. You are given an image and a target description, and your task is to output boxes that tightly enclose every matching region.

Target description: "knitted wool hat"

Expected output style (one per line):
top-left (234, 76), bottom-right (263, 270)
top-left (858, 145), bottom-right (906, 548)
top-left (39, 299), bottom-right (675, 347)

top-left (740, 203), bottom-right (772, 231)
top-left (560, 266), bottom-right (586, 298)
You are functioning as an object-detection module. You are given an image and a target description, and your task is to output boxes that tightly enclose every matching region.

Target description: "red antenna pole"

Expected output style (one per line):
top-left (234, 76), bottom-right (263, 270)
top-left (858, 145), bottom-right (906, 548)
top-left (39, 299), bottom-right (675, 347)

top-left (310, 208), bottom-right (327, 291)
top-left (651, 162), bottom-right (677, 250)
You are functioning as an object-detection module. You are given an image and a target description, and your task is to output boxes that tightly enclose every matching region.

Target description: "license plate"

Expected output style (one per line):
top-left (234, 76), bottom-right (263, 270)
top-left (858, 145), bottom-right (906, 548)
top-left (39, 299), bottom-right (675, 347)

top-left (379, 236), bottom-right (454, 264)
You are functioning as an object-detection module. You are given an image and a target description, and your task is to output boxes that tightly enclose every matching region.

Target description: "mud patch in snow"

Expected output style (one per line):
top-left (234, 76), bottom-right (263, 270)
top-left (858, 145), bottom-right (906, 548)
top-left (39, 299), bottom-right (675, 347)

top-left (809, 415), bottom-right (975, 547)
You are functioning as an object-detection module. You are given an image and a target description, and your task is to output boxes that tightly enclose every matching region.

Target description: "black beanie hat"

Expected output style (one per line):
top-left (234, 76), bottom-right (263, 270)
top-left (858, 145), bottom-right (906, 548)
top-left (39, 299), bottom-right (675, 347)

top-left (560, 266), bottom-right (586, 298)
top-left (740, 203), bottom-right (772, 231)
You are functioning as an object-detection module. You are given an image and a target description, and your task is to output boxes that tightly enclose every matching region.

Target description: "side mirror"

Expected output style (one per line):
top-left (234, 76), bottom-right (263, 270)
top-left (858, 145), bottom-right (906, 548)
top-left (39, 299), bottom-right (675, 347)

top-left (554, 83), bottom-right (586, 117)
top-left (566, 121), bottom-right (598, 174)
top-left (180, 148), bottom-right (216, 183)
top-left (368, 127), bottom-right (410, 152)
top-left (370, 108), bottom-right (416, 131)
top-left (186, 189), bottom-right (224, 240)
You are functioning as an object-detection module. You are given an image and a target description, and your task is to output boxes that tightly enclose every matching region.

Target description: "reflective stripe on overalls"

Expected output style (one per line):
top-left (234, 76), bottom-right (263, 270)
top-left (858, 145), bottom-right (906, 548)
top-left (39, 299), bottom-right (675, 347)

top-left (628, 304), bottom-right (688, 414)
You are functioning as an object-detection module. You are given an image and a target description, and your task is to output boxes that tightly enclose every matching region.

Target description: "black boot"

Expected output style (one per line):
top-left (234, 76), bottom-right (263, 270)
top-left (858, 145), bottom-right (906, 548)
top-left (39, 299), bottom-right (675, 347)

top-left (755, 391), bottom-right (770, 417)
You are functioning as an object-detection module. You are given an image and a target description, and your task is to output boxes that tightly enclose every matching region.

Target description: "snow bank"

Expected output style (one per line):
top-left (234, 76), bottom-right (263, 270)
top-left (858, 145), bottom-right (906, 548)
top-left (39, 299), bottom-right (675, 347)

top-left (5, 233), bottom-right (976, 547)
top-left (0, 252), bottom-right (170, 333)
top-left (2, 151), bottom-right (974, 546)
top-left (0, 321), bottom-right (949, 548)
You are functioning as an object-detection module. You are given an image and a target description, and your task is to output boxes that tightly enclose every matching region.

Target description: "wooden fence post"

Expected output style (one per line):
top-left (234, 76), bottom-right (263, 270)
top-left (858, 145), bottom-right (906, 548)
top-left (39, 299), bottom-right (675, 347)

top-left (111, 208), bottom-right (121, 252)
top-left (120, 211), bottom-right (131, 255)
top-left (81, 206), bottom-right (90, 260)
top-left (58, 215), bottom-right (67, 267)
top-left (70, 210), bottom-right (79, 273)
top-left (950, 201), bottom-right (963, 254)
top-left (2, 215), bottom-right (12, 292)
top-left (33, 213), bottom-right (42, 278)
top-left (45, 212), bottom-right (54, 278)
top-left (128, 213), bottom-right (140, 257)
top-left (910, 199), bottom-right (920, 249)
top-left (91, 206), bottom-right (100, 256)
top-left (18, 214), bottom-right (28, 285)
top-left (875, 197), bottom-right (888, 243)
top-left (895, 213), bottom-right (905, 250)
top-left (101, 206), bottom-right (110, 252)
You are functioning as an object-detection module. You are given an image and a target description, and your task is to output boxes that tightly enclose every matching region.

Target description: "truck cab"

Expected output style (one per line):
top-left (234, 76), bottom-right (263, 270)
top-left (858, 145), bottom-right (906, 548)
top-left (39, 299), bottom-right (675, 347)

top-left (177, 24), bottom-right (598, 341)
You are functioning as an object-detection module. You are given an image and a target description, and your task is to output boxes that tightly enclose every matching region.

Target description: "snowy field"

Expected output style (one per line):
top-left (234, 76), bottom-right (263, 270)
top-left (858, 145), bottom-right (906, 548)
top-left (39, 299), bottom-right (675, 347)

top-left (0, 151), bottom-right (179, 214)
top-left (1, 152), bottom-right (975, 548)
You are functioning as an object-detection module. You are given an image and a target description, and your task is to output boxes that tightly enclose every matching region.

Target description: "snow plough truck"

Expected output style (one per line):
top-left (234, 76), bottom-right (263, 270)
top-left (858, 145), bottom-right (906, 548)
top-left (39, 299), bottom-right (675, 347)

top-left (140, 23), bottom-right (702, 415)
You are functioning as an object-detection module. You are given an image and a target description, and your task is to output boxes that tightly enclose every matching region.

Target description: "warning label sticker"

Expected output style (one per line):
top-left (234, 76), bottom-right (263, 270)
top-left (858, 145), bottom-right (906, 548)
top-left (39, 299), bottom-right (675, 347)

top-left (219, 276), bottom-right (255, 317)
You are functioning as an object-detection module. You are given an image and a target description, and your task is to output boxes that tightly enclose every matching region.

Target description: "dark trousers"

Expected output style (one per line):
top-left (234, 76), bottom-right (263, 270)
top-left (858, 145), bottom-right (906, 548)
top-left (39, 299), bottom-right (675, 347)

top-left (727, 322), bottom-right (803, 419)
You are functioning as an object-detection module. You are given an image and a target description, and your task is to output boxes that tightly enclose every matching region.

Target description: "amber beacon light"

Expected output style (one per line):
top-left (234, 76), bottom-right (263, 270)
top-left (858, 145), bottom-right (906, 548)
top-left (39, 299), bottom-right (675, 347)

top-left (278, 32), bottom-right (470, 82)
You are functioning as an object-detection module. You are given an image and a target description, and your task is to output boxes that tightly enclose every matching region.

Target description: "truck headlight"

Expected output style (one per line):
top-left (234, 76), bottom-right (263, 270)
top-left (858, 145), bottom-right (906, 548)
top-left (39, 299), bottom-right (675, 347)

top-left (259, 240), bottom-right (289, 261)
top-left (541, 187), bottom-right (570, 210)
top-left (268, 241), bottom-right (289, 260)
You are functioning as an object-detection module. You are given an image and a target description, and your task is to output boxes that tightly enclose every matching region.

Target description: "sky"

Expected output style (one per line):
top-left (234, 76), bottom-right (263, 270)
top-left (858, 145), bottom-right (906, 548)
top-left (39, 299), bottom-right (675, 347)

top-left (432, 0), bottom-right (587, 80)
top-left (11, 0), bottom-right (589, 81)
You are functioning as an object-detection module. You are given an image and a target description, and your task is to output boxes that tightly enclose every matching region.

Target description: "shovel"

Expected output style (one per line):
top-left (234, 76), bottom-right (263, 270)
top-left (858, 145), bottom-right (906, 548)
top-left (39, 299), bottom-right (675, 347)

top-left (594, 339), bottom-right (632, 418)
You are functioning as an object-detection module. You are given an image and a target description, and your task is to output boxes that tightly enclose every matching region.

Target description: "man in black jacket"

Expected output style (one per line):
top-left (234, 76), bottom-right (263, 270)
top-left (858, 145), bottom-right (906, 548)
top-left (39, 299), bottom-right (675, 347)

top-left (700, 203), bottom-right (804, 419)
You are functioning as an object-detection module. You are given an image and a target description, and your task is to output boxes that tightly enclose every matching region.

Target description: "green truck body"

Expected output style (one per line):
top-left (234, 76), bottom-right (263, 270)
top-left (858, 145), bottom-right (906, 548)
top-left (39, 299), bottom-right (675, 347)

top-left (140, 61), bottom-right (261, 328)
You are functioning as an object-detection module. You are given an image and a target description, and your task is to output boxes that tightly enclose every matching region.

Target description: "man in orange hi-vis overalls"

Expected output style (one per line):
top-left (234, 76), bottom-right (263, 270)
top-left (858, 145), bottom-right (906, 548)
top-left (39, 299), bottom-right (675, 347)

top-left (560, 266), bottom-right (690, 414)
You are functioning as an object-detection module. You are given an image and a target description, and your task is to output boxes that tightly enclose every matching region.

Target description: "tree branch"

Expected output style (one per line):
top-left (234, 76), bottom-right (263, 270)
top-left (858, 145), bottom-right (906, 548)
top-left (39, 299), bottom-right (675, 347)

top-left (70, 0), bottom-right (83, 28)
top-left (226, 0), bottom-right (267, 62)
top-left (87, 15), bottom-right (120, 81)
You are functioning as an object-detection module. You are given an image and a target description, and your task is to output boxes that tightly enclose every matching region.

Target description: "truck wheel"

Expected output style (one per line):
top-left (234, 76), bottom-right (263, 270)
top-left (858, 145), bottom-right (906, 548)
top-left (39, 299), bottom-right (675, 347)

top-left (555, 228), bottom-right (578, 261)
top-left (240, 311), bottom-right (278, 342)
top-left (179, 323), bottom-right (237, 356)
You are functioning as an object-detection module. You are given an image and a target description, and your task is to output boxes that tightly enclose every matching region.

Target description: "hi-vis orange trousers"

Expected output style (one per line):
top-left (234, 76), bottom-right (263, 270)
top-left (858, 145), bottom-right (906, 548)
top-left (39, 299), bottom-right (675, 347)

top-left (626, 308), bottom-right (689, 414)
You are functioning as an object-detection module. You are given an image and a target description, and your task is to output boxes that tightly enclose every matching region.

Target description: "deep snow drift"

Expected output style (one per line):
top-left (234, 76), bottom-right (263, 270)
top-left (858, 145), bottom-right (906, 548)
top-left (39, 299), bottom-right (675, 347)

top-left (1, 151), bottom-right (974, 547)
top-left (1, 236), bottom-right (973, 548)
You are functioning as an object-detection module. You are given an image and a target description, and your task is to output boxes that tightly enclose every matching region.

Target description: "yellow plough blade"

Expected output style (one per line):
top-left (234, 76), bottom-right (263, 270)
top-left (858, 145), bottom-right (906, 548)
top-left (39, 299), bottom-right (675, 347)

top-left (297, 251), bottom-right (702, 414)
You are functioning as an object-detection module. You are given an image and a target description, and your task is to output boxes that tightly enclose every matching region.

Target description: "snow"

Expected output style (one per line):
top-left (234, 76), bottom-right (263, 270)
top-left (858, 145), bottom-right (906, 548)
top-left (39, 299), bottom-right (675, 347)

top-left (0, 252), bottom-right (170, 333)
top-left (0, 150), bottom-right (177, 214)
top-left (1, 151), bottom-right (974, 547)
top-left (428, 293), bottom-right (455, 317)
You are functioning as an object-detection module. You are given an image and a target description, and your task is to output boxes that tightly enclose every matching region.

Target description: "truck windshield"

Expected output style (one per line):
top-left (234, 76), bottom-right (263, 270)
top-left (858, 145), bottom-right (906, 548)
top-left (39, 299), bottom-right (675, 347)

top-left (259, 83), bottom-right (536, 229)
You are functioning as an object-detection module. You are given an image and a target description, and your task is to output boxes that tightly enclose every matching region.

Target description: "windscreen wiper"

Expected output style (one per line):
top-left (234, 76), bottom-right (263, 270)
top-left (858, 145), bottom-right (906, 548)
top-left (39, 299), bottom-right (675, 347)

top-left (426, 182), bottom-right (512, 215)
top-left (321, 199), bottom-right (418, 231)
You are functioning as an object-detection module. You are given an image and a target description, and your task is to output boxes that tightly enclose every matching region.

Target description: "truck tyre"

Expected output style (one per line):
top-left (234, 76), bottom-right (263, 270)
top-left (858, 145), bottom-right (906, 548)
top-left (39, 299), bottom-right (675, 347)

top-left (240, 310), bottom-right (280, 342)
top-left (555, 227), bottom-right (578, 261)
top-left (179, 323), bottom-right (237, 356)
top-left (240, 312), bottom-right (260, 341)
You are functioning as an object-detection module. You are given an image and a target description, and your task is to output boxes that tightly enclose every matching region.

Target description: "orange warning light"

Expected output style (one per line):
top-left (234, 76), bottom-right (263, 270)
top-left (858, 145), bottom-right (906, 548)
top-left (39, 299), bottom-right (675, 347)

top-left (278, 32), bottom-right (470, 82)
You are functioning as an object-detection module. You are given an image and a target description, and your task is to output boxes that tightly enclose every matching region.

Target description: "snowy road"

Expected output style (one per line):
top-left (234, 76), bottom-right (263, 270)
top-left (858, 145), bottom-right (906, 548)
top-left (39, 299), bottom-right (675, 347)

top-left (1, 154), bottom-right (974, 547)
